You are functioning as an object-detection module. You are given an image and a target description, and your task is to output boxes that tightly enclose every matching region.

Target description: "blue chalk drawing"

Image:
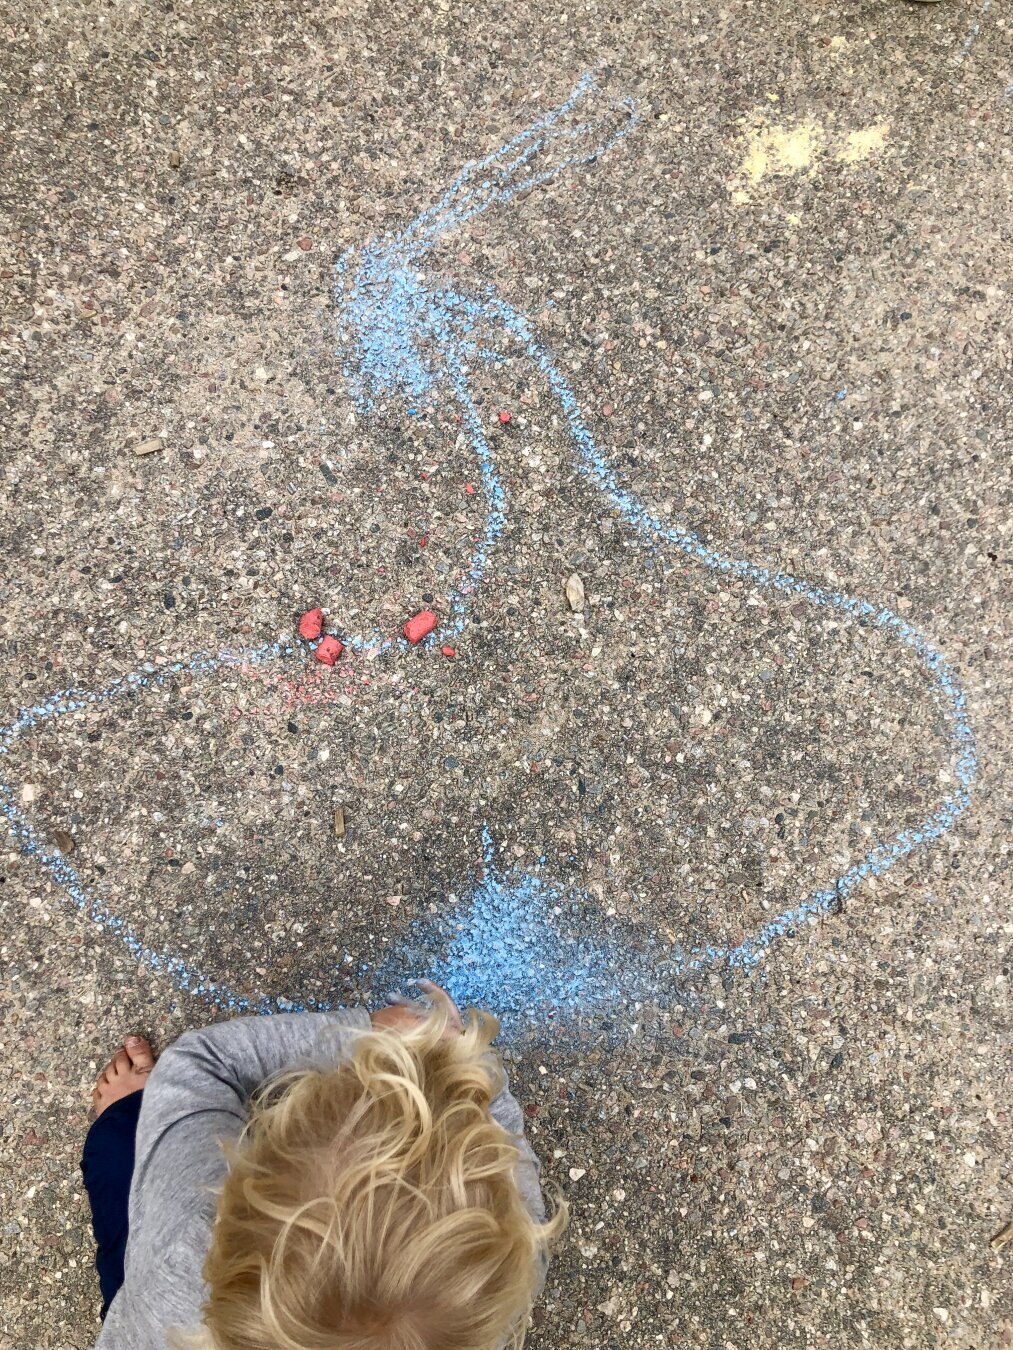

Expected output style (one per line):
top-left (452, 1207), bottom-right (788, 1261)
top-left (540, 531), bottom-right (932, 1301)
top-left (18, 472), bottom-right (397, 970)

top-left (0, 73), bottom-right (977, 1022)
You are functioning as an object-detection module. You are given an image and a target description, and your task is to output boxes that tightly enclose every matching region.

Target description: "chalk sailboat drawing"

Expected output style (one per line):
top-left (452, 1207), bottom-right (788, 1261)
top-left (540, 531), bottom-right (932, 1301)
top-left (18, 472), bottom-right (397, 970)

top-left (0, 75), bottom-right (976, 1017)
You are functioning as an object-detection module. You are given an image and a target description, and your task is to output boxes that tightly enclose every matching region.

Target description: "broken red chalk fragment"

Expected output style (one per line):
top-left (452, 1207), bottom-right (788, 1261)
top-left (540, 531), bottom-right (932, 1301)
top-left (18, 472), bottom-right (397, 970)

top-left (498, 410), bottom-right (512, 425)
top-left (314, 635), bottom-right (344, 666)
top-left (441, 645), bottom-right (457, 658)
top-left (464, 483), bottom-right (476, 495)
top-left (298, 607), bottom-right (324, 640)
top-left (404, 610), bottom-right (437, 645)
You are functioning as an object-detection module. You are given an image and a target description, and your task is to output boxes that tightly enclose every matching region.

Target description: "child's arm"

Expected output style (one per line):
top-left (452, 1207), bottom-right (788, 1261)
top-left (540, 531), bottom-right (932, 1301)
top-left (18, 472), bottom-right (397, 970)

top-left (95, 1011), bottom-right (370, 1345)
top-left (130, 1010), bottom-right (371, 1204)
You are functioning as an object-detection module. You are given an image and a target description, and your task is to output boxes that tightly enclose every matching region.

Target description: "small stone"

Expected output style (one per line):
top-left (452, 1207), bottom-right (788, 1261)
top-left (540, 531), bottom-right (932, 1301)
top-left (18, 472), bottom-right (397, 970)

top-left (52, 829), bottom-right (75, 854)
top-left (568, 1167), bottom-right (586, 1181)
top-left (564, 573), bottom-right (585, 613)
top-left (168, 149), bottom-right (181, 168)
top-left (21, 784), bottom-right (37, 804)
top-left (297, 236), bottom-right (312, 251)
top-left (132, 437), bottom-right (163, 456)
top-left (384, 895), bottom-right (402, 908)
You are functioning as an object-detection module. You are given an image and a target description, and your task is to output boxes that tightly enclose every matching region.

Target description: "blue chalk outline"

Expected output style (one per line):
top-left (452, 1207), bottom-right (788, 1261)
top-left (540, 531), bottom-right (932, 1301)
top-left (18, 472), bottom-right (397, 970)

top-left (0, 73), bottom-right (977, 1017)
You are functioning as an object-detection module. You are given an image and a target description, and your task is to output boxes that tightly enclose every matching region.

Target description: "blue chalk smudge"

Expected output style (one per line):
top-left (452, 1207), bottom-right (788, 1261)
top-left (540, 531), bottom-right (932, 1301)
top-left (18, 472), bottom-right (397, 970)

top-left (382, 829), bottom-right (647, 1030)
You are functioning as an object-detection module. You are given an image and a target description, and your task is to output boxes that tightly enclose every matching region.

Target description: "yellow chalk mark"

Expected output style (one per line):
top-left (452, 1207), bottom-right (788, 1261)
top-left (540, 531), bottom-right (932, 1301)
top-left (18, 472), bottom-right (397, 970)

top-left (731, 115), bottom-right (891, 201)
top-left (837, 122), bottom-right (891, 164)
top-left (739, 122), bottom-right (825, 186)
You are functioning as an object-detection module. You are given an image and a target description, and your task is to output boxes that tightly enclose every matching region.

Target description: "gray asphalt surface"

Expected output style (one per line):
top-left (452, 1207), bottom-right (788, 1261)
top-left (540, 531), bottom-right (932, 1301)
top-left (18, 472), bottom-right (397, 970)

top-left (1, 2), bottom-right (1010, 1346)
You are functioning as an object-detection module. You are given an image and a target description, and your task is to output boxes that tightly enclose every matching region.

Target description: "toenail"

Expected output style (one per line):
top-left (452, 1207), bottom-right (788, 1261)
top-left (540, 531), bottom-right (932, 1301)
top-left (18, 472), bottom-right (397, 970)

top-left (126, 1035), bottom-right (143, 1046)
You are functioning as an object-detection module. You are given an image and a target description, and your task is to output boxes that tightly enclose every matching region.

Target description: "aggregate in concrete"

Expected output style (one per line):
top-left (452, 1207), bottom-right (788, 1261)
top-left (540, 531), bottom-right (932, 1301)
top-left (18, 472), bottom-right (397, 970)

top-left (1, 2), bottom-right (1010, 1346)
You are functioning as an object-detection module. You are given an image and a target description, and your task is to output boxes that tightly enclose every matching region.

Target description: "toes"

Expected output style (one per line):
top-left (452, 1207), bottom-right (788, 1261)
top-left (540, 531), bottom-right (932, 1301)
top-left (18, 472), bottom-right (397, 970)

top-left (123, 1035), bottom-right (155, 1074)
top-left (110, 1048), bottom-right (133, 1078)
top-left (92, 1035), bottom-right (157, 1103)
top-left (97, 1049), bottom-right (129, 1085)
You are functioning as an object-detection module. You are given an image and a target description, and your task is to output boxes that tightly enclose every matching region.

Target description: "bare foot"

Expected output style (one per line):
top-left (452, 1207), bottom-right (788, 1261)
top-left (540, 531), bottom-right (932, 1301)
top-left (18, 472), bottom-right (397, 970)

top-left (92, 1036), bottom-right (156, 1116)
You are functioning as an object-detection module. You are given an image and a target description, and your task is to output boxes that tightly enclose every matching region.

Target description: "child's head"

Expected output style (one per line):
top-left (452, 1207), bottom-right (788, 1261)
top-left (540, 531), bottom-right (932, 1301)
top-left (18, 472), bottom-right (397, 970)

top-left (199, 1006), bottom-right (565, 1349)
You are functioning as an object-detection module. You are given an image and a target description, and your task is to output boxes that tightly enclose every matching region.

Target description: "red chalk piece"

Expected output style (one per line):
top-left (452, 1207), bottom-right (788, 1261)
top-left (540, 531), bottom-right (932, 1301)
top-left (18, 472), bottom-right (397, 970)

top-left (498, 410), bottom-right (512, 425)
top-left (314, 635), bottom-right (344, 666)
top-left (464, 483), bottom-right (475, 495)
top-left (298, 607), bottom-right (324, 640)
top-left (404, 610), bottom-right (437, 645)
top-left (441, 645), bottom-right (457, 658)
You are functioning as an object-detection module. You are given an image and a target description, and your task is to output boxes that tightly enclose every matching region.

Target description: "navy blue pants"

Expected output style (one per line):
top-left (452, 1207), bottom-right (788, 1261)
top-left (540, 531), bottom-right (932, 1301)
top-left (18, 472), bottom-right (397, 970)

top-left (80, 1090), bottom-right (142, 1318)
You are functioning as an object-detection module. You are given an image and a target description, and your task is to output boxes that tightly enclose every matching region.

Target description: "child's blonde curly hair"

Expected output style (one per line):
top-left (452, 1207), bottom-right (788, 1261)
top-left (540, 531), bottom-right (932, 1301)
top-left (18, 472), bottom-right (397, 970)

top-left (188, 1005), bottom-right (565, 1350)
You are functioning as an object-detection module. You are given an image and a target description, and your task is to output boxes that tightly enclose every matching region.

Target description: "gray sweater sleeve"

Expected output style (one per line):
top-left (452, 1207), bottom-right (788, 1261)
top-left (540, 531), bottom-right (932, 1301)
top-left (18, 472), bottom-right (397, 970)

top-left (95, 1012), bottom-right (548, 1348)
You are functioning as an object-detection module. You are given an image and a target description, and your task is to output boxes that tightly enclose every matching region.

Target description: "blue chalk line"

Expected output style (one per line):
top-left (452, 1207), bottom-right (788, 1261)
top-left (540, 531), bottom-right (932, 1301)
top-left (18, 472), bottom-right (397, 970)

top-left (0, 73), bottom-right (977, 1022)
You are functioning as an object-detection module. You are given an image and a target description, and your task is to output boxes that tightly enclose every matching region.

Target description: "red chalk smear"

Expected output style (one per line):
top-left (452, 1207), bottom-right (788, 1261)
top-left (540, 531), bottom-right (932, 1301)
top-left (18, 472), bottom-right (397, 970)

top-left (314, 635), bottom-right (344, 666)
top-left (298, 607), bottom-right (324, 640)
top-left (498, 410), bottom-right (512, 424)
top-left (441, 645), bottom-right (457, 658)
top-left (404, 610), bottom-right (437, 644)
